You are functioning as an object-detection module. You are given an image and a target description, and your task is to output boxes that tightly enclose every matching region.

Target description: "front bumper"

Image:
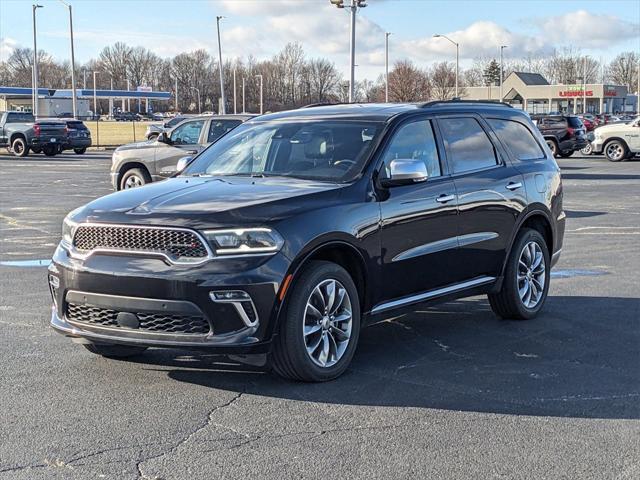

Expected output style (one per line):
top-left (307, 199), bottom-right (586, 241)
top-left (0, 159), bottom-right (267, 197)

top-left (48, 244), bottom-right (290, 354)
top-left (592, 139), bottom-right (605, 154)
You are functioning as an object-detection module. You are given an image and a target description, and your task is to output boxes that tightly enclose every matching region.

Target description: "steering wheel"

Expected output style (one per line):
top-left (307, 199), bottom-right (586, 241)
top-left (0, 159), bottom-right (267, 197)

top-left (333, 159), bottom-right (356, 168)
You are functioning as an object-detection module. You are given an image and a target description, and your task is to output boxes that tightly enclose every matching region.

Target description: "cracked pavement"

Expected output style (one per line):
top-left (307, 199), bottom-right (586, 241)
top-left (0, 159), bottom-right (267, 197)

top-left (0, 151), bottom-right (639, 479)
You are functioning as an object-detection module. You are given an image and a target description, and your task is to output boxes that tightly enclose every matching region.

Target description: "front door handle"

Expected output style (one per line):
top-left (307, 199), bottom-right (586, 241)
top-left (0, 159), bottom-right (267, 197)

top-left (185, 150), bottom-right (198, 154)
top-left (506, 182), bottom-right (523, 191)
top-left (436, 194), bottom-right (456, 203)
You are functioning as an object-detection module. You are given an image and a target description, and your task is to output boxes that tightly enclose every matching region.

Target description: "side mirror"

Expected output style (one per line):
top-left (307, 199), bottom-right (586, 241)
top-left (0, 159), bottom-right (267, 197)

top-left (176, 156), bottom-right (192, 173)
top-left (380, 159), bottom-right (428, 187)
top-left (157, 131), bottom-right (170, 144)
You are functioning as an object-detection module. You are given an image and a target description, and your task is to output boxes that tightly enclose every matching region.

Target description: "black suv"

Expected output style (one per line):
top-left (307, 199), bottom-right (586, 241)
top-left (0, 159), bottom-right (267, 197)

top-left (49, 101), bottom-right (565, 382)
top-left (531, 114), bottom-right (588, 157)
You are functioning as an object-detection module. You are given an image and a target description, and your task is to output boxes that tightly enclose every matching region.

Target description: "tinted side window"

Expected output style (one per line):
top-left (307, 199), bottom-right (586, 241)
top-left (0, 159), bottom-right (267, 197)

top-left (381, 119), bottom-right (441, 178)
top-left (6, 113), bottom-right (35, 123)
top-left (439, 118), bottom-right (497, 173)
top-left (208, 120), bottom-right (242, 143)
top-left (487, 119), bottom-right (545, 161)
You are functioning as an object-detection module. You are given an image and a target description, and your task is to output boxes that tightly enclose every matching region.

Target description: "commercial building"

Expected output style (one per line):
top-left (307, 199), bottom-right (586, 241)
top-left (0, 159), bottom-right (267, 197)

top-left (463, 72), bottom-right (636, 114)
top-left (0, 86), bottom-right (171, 117)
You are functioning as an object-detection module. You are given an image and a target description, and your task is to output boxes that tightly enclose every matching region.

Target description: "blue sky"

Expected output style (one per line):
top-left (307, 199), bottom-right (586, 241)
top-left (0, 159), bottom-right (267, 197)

top-left (1, 0), bottom-right (639, 79)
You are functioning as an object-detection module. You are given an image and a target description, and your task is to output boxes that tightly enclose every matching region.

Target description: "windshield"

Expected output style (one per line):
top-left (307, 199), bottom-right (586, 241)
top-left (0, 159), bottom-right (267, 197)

top-left (183, 119), bottom-right (382, 182)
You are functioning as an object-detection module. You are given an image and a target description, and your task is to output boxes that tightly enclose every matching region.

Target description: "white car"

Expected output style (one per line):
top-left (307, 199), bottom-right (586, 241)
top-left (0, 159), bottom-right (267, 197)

top-left (592, 116), bottom-right (640, 161)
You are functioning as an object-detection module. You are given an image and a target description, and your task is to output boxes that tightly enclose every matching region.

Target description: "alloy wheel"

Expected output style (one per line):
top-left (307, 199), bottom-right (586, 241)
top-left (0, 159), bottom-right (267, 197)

top-left (606, 143), bottom-right (624, 161)
top-left (124, 175), bottom-right (143, 189)
top-left (302, 278), bottom-right (353, 368)
top-left (517, 241), bottom-right (546, 309)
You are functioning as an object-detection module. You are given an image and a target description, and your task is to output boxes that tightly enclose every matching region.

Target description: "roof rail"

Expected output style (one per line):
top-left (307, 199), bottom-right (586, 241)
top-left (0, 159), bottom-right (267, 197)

top-left (420, 99), bottom-right (513, 108)
top-left (300, 102), bottom-right (342, 109)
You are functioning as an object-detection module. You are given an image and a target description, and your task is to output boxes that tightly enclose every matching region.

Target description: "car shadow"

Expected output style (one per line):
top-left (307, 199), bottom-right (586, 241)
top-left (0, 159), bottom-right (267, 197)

top-left (128, 295), bottom-right (640, 420)
top-left (561, 172), bottom-right (640, 180)
top-left (565, 209), bottom-right (608, 218)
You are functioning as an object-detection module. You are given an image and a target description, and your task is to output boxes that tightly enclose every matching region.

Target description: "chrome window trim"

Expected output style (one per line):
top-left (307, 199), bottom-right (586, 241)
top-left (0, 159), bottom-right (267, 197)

top-left (66, 222), bottom-right (215, 266)
top-left (371, 276), bottom-right (495, 314)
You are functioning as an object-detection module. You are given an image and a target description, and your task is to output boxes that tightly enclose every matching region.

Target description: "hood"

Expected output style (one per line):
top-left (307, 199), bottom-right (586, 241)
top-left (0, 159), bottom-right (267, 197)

top-left (115, 140), bottom-right (157, 152)
top-left (73, 176), bottom-right (345, 227)
top-left (594, 123), bottom-right (632, 134)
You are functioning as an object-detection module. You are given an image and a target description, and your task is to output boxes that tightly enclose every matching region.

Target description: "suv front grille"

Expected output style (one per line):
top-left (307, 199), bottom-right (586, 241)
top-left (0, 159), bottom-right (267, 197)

top-left (72, 225), bottom-right (209, 262)
top-left (66, 303), bottom-right (211, 335)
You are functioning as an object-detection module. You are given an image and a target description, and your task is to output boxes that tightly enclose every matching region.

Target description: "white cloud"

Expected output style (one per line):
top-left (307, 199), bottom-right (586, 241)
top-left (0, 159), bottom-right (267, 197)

top-left (0, 37), bottom-right (18, 60)
top-left (538, 10), bottom-right (639, 49)
top-left (399, 21), bottom-right (551, 63)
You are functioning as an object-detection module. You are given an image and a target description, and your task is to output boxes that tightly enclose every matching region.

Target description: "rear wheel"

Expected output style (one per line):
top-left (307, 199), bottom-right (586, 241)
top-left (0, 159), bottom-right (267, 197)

top-left (74, 147), bottom-right (87, 155)
top-left (488, 228), bottom-right (550, 320)
top-left (11, 137), bottom-right (29, 157)
top-left (558, 150), bottom-right (574, 158)
top-left (31, 147), bottom-right (42, 154)
top-left (43, 145), bottom-right (57, 156)
top-left (120, 167), bottom-right (151, 190)
top-left (83, 343), bottom-right (147, 358)
top-left (272, 261), bottom-right (361, 382)
top-left (604, 140), bottom-right (627, 162)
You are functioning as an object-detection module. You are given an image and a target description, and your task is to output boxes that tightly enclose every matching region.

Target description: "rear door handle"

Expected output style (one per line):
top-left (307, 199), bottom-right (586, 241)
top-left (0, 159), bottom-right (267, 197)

top-left (436, 194), bottom-right (456, 203)
top-left (506, 182), bottom-right (522, 191)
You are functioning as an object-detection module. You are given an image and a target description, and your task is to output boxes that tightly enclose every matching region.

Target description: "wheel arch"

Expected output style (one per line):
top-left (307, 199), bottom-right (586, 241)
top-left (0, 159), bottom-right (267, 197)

top-left (502, 208), bottom-right (554, 277)
top-left (602, 136), bottom-right (629, 151)
top-left (9, 132), bottom-right (26, 144)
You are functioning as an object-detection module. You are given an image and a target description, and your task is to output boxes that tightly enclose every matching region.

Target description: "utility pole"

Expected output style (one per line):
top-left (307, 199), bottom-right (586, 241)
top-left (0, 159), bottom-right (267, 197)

top-left (255, 74), bottom-right (263, 114)
top-left (233, 68), bottom-right (237, 114)
top-left (433, 34), bottom-right (459, 98)
top-left (500, 45), bottom-right (508, 101)
top-left (242, 77), bottom-right (246, 113)
top-left (190, 87), bottom-right (201, 114)
top-left (32, 4), bottom-right (43, 117)
top-left (174, 76), bottom-right (179, 113)
top-left (330, 1), bottom-right (367, 103)
top-left (58, 1), bottom-right (77, 118)
top-left (126, 78), bottom-right (130, 112)
top-left (216, 16), bottom-right (226, 114)
top-left (83, 69), bottom-right (87, 89)
top-left (385, 32), bottom-right (391, 102)
top-left (583, 56), bottom-right (588, 114)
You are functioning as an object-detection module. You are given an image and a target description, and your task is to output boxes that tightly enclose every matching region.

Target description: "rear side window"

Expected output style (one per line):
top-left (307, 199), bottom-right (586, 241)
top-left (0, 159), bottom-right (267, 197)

top-left (487, 119), bottom-right (545, 161)
top-left (6, 113), bottom-right (35, 123)
top-left (438, 117), bottom-right (497, 174)
top-left (567, 116), bottom-right (583, 128)
top-left (67, 121), bottom-right (87, 130)
top-left (208, 120), bottom-right (242, 143)
top-left (381, 119), bottom-right (441, 178)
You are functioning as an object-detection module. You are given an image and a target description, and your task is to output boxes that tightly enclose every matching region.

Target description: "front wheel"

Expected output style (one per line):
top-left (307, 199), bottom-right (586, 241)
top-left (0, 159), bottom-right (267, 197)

top-left (119, 167), bottom-right (151, 190)
top-left (545, 139), bottom-right (558, 157)
top-left (580, 143), bottom-right (593, 155)
top-left (272, 261), bottom-right (361, 382)
top-left (83, 343), bottom-right (147, 358)
top-left (605, 140), bottom-right (628, 162)
top-left (488, 228), bottom-right (550, 320)
top-left (558, 150), bottom-right (574, 158)
top-left (74, 147), bottom-right (87, 155)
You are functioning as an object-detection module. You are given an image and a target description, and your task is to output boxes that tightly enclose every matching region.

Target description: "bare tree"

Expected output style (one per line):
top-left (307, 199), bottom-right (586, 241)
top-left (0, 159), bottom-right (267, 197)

top-left (608, 52), bottom-right (639, 90)
top-left (308, 58), bottom-right (340, 103)
top-left (388, 60), bottom-right (430, 102)
top-left (430, 62), bottom-right (458, 100)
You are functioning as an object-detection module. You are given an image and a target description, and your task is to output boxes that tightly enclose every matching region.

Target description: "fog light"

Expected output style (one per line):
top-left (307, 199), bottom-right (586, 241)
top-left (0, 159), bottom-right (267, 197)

top-left (210, 290), bottom-right (250, 301)
top-left (48, 275), bottom-right (59, 307)
top-left (209, 290), bottom-right (258, 328)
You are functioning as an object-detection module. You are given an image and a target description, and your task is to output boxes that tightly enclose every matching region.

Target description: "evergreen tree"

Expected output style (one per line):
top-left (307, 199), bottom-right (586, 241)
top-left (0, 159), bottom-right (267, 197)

top-left (483, 59), bottom-right (501, 86)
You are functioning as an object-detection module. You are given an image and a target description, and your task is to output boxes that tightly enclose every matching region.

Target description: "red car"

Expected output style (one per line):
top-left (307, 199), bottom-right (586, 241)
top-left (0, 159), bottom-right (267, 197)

top-left (578, 116), bottom-right (595, 131)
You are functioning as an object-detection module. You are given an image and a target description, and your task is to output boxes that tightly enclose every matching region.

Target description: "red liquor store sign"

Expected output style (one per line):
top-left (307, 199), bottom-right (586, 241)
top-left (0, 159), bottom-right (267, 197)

top-left (559, 86), bottom-right (593, 97)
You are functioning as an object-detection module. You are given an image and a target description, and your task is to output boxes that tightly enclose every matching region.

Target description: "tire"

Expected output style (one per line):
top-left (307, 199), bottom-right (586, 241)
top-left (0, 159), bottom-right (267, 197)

top-left (271, 261), bottom-right (361, 382)
top-left (83, 343), bottom-right (147, 358)
top-left (604, 140), bottom-right (628, 162)
top-left (488, 228), bottom-right (550, 320)
top-left (74, 147), bottom-right (87, 155)
top-left (43, 145), bottom-right (57, 157)
top-left (119, 167), bottom-right (151, 190)
top-left (545, 139), bottom-right (558, 157)
top-left (147, 133), bottom-right (159, 141)
top-left (580, 143), bottom-right (593, 156)
top-left (11, 137), bottom-right (29, 157)
top-left (31, 147), bottom-right (42, 154)
top-left (558, 150), bottom-right (574, 158)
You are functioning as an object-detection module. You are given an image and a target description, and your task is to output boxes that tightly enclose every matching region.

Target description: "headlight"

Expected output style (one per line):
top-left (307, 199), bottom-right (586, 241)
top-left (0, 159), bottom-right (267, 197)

top-left (61, 216), bottom-right (77, 246)
top-left (203, 228), bottom-right (283, 256)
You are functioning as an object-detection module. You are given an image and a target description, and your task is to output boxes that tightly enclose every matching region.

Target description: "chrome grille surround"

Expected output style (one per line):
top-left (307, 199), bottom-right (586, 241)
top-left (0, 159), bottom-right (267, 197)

top-left (68, 223), bottom-right (214, 265)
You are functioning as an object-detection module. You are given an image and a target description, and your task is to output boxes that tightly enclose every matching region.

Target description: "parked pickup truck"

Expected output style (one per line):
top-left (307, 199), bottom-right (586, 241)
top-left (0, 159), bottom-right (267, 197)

top-left (592, 115), bottom-right (640, 161)
top-left (0, 111), bottom-right (67, 157)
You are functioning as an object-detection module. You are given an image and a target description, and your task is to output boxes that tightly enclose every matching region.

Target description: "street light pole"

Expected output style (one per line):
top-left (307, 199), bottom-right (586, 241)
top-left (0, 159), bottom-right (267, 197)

top-left (348, 1), bottom-right (356, 102)
top-left (385, 32), bottom-right (391, 102)
top-left (32, 4), bottom-right (43, 117)
top-left (58, 1), bottom-right (77, 118)
top-left (216, 16), bottom-right (226, 114)
top-left (255, 74), bottom-right (263, 114)
top-left (242, 77), bottom-right (246, 113)
top-left (92, 71), bottom-right (98, 117)
top-left (500, 45), bottom-right (508, 102)
top-left (174, 76), bottom-right (178, 113)
top-left (583, 55), bottom-right (588, 114)
top-left (233, 68), bottom-right (237, 114)
top-left (433, 34), bottom-right (459, 98)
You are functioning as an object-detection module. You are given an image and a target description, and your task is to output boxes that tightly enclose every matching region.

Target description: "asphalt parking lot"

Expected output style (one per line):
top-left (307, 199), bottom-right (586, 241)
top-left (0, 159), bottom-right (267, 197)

top-left (0, 150), bottom-right (638, 479)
